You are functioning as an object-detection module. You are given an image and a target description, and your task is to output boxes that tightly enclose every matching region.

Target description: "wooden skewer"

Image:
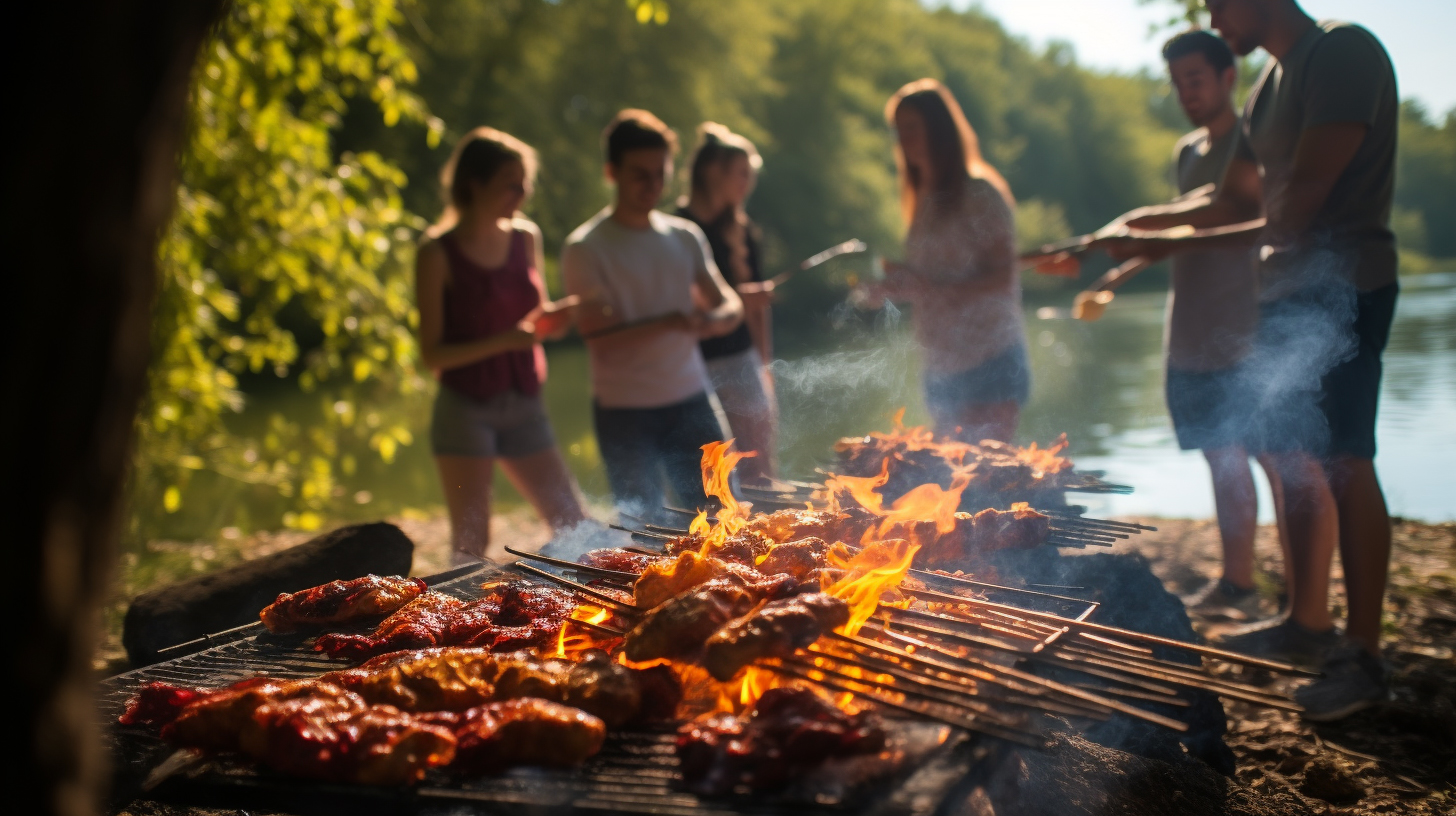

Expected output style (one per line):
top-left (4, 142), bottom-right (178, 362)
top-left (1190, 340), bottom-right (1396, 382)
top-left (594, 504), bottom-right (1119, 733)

top-left (502, 546), bottom-right (641, 583)
top-left (509, 562), bottom-right (641, 615)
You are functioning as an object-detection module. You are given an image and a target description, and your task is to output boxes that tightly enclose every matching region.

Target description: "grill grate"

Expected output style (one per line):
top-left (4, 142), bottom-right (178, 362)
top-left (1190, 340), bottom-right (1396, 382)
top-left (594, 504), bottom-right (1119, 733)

top-left (103, 563), bottom-right (994, 816)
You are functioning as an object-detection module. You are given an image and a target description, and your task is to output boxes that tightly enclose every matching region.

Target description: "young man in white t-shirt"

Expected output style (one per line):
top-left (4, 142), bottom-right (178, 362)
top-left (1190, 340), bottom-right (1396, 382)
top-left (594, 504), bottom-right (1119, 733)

top-left (563, 109), bottom-right (744, 520)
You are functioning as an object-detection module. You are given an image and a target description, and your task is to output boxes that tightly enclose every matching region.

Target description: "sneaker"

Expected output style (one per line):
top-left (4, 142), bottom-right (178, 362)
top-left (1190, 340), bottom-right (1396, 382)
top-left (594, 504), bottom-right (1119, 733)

top-left (1211, 617), bottom-right (1340, 666)
top-left (1297, 644), bottom-right (1392, 722)
top-left (1185, 578), bottom-right (1266, 622)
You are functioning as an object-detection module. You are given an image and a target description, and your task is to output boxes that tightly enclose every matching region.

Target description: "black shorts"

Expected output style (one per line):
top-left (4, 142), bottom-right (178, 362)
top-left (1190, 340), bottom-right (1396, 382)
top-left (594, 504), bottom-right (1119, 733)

top-left (1242, 283), bottom-right (1396, 459)
top-left (1165, 366), bottom-right (1246, 451)
top-left (1321, 283), bottom-right (1398, 459)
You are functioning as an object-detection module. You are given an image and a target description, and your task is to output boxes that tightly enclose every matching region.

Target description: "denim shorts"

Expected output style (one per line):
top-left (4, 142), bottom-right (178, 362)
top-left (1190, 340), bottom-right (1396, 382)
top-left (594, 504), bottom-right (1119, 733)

top-left (923, 343), bottom-right (1032, 422)
top-left (429, 385), bottom-right (556, 458)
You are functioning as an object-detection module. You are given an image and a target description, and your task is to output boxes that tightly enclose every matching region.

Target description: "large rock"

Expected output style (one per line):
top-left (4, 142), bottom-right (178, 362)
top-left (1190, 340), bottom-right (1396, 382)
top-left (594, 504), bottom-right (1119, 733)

top-left (122, 522), bottom-right (413, 665)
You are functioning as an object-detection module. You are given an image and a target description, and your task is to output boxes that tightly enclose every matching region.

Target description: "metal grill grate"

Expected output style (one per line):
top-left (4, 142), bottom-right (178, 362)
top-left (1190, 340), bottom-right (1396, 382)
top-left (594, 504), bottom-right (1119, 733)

top-left (103, 563), bottom-right (994, 816)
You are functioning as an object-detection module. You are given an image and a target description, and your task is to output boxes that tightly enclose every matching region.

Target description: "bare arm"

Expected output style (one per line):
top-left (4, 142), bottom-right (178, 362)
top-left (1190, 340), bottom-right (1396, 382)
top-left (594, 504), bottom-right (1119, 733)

top-left (1113, 159), bottom-right (1263, 232)
top-left (692, 255), bottom-right (745, 339)
top-left (415, 241), bottom-right (535, 372)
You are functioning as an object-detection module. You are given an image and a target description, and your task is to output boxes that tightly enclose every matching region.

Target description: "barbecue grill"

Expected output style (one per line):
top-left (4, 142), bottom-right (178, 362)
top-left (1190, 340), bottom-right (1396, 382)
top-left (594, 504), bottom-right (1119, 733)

top-left (103, 563), bottom-right (1008, 816)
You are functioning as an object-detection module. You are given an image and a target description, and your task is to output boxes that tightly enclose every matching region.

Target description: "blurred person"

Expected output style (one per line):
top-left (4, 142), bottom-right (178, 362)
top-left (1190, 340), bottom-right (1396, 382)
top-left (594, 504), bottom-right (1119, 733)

top-left (862, 79), bottom-right (1027, 443)
top-left (563, 110), bottom-right (743, 521)
top-left (676, 123), bottom-right (779, 483)
top-left (1100, 30), bottom-right (1289, 622)
top-left (1099, 0), bottom-right (1400, 719)
top-left (416, 127), bottom-right (588, 563)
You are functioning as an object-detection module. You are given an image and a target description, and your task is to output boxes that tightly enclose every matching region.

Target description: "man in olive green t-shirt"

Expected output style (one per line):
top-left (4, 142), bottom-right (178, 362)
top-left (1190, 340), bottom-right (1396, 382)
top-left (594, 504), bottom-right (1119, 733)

top-left (1098, 0), bottom-right (1399, 722)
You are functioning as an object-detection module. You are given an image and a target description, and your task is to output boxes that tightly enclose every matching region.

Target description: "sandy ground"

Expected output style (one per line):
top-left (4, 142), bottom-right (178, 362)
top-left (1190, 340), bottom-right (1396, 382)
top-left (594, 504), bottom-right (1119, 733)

top-left (100, 510), bottom-right (1454, 814)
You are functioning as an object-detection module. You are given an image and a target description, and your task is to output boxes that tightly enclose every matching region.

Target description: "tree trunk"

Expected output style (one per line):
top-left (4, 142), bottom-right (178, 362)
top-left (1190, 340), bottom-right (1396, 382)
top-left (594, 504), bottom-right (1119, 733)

top-left (3, 2), bottom-right (224, 814)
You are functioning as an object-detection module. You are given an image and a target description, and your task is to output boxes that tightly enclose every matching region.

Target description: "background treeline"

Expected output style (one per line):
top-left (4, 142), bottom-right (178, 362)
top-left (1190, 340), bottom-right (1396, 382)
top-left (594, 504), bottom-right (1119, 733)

top-left (133, 0), bottom-right (1455, 542)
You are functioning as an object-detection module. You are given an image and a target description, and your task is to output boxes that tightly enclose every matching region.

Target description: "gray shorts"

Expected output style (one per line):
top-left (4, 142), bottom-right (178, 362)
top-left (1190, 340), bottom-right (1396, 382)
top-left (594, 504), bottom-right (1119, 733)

top-left (430, 385), bottom-right (556, 458)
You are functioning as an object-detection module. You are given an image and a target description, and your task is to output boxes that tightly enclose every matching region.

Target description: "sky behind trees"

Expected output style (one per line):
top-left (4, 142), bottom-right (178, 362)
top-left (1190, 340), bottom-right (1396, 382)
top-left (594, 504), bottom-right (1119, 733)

top-left (955, 0), bottom-right (1456, 115)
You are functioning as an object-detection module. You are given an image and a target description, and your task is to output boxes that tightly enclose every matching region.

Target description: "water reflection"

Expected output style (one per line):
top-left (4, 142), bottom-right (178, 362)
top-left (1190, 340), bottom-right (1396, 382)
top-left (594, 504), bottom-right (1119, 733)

top-left (133, 273), bottom-right (1456, 542)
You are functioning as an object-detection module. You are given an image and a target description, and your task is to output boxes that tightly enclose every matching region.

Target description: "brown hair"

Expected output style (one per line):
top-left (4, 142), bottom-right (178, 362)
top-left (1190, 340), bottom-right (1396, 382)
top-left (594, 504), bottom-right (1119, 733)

top-left (885, 78), bottom-right (1013, 225)
top-left (602, 109), bottom-right (679, 166)
top-left (429, 126), bottom-right (538, 238)
top-left (686, 122), bottom-right (762, 196)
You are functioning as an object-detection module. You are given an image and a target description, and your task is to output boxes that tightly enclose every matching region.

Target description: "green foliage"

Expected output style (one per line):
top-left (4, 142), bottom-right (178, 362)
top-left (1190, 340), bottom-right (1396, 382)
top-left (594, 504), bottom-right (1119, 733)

top-left (136, 0), bottom-right (442, 538)
top-left (1395, 102), bottom-right (1456, 259)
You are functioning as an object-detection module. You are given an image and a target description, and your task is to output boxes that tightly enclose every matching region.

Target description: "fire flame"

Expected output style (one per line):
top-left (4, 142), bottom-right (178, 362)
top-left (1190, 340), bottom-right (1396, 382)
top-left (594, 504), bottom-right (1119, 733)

top-left (554, 605), bottom-right (614, 659)
top-left (822, 538), bottom-right (919, 636)
top-left (1016, 433), bottom-right (1072, 478)
top-left (825, 459), bottom-right (971, 538)
top-left (694, 440), bottom-right (754, 554)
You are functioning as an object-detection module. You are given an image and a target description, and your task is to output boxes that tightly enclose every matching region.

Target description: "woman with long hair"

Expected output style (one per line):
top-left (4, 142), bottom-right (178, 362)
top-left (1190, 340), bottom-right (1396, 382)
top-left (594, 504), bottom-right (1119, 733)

top-left (675, 123), bottom-right (779, 482)
top-left (416, 127), bottom-right (587, 562)
top-left (866, 79), bottom-right (1028, 442)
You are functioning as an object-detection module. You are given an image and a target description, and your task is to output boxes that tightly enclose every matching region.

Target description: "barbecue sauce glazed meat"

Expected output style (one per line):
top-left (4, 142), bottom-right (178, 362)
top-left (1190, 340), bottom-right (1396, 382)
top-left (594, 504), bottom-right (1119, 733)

top-left (677, 687), bottom-right (887, 795)
top-left (259, 575), bottom-right (428, 634)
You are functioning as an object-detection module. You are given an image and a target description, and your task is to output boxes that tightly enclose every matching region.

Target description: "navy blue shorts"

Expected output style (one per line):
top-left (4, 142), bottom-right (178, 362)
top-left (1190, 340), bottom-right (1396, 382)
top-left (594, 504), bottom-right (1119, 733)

top-left (923, 343), bottom-right (1031, 427)
top-left (1241, 282), bottom-right (1396, 459)
top-left (1165, 366), bottom-right (1246, 451)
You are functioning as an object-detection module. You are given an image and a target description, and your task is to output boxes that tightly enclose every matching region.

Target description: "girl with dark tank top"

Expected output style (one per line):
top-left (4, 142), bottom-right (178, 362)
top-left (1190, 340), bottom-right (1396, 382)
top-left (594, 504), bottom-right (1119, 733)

top-left (675, 123), bottom-right (779, 482)
top-left (415, 127), bottom-right (587, 563)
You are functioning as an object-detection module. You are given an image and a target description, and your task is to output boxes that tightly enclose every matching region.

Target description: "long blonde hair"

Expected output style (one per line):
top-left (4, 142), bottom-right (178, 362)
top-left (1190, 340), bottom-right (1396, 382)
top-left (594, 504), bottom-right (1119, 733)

top-left (885, 78), bottom-right (1013, 225)
top-left (428, 126), bottom-right (539, 238)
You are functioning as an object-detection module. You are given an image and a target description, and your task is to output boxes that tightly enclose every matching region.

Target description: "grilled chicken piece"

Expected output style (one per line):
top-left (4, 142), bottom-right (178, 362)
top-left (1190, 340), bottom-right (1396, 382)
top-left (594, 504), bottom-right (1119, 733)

top-left (624, 580), bottom-right (756, 662)
top-left (579, 548), bottom-right (667, 574)
top-left (755, 537), bottom-right (831, 581)
top-left (162, 678), bottom-right (342, 752)
top-left (913, 507), bottom-right (1051, 566)
top-left (315, 591), bottom-right (464, 660)
top-left (421, 698), bottom-right (606, 772)
top-left (243, 695), bottom-right (456, 785)
top-left (702, 593), bottom-right (850, 681)
top-left (741, 507), bottom-right (879, 547)
top-left (326, 647), bottom-right (501, 712)
top-left (634, 550), bottom-right (797, 610)
top-left (260, 575), bottom-right (428, 634)
top-left (677, 687), bottom-right (886, 795)
top-left (313, 582), bottom-right (575, 661)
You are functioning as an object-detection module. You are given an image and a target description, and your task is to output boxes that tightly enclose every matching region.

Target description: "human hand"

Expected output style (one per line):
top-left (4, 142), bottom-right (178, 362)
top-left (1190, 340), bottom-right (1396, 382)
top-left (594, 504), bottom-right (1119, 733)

top-left (1071, 290), bottom-right (1114, 322)
top-left (1027, 251), bottom-right (1081, 278)
top-left (532, 296), bottom-right (580, 340)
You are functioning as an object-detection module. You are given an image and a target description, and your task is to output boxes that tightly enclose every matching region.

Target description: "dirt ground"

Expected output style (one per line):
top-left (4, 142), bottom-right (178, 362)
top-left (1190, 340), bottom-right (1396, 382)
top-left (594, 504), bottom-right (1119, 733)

top-left (1111, 516), bottom-right (1456, 816)
top-left (99, 511), bottom-right (1455, 814)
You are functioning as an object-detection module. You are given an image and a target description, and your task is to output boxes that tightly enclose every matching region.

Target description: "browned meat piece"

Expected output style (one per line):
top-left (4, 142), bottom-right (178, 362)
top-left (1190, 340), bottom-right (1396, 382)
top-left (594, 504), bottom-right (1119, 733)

top-left (162, 679), bottom-right (342, 753)
top-left (914, 507), bottom-right (1050, 566)
top-left (579, 548), bottom-right (666, 573)
top-left (259, 575), bottom-right (428, 634)
top-left (243, 695), bottom-right (456, 785)
top-left (563, 650), bottom-right (643, 728)
top-left (742, 507), bottom-right (878, 546)
top-left (420, 698), bottom-right (605, 773)
top-left (624, 579), bottom-right (756, 662)
top-left (702, 593), bottom-right (850, 681)
top-left (756, 537), bottom-right (831, 581)
top-left (324, 646), bottom-right (500, 712)
top-left (314, 591), bottom-right (464, 660)
top-left (677, 687), bottom-right (886, 795)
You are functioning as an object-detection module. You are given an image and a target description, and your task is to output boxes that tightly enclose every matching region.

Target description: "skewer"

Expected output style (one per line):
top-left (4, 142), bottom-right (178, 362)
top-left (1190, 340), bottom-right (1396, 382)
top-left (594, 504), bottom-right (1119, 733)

top-left (1044, 645), bottom-right (1303, 711)
top-left (503, 546), bottom-right (641, 583)
top-left (891, 584), bottom-right (1317, 676)
top-left (767, 661), bottom-right (1046, 747)
top-left (508, 562), bottom-right (641, 615)
top-left (824, 632), bottom-right (1118, 718)
top-left (856, 624), bottom-right (1189, 731)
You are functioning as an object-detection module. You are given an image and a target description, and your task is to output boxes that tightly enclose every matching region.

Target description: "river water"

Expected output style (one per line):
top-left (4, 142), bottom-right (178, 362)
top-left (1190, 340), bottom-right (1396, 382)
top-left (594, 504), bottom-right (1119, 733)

top-left (136, 272), bottom-right (1456, 542)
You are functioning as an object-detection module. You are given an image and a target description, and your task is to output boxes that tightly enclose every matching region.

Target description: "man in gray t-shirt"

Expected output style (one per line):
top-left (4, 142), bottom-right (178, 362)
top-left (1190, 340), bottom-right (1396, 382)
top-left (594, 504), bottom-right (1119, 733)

top-left (1100, 0), bottom-right (1400, 721)
top-left (564, 109), bottom-right (743, 521)
top-left (1100, 30), bottom-right (1277, 623)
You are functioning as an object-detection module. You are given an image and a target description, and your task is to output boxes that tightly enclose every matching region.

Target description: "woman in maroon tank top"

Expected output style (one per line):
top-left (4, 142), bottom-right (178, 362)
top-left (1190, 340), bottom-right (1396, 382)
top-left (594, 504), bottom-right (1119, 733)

top-left (416, 127), bottom-right (586, 562)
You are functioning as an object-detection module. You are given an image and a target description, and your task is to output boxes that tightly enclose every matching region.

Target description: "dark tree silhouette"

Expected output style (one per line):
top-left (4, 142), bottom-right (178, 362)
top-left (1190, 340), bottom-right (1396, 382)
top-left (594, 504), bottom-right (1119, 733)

top-left (3, 2), bottom-right (224, 813)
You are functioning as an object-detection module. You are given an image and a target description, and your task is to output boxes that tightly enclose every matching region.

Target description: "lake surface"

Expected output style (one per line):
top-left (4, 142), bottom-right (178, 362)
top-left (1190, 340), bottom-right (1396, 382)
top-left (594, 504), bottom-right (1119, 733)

top-left (136, 272), bottom-right (1456, 543)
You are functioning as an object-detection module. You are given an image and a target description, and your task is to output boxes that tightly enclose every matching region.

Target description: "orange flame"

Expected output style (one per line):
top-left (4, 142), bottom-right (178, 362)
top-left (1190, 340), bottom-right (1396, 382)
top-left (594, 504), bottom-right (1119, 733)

top-left (1017, 433), bottom-right (1072, 478)
top-left (822, 538), bottom-right (919, 635)
top-left (694, 440), bottom-right (754, 554)
top-left (554, 604), bottom-right (614, 659)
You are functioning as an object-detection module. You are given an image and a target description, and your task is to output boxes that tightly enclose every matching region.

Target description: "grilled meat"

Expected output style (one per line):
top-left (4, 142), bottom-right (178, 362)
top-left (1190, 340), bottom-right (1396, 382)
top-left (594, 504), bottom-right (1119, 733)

top-left (755, 537), bottom-right (831, 581)
top-left (163, 678), bottom-right (337, 752)
top-left (741, 508), bottom-right (879, 549)
top-left (260, 575), bottom-right (428, 634)
top-left (634, 550), bottom-right (798, 610)
top-left (421, 698), bottom-right (606, 773)
top-left (579, 548), bottom-right (666, 573)
top-left (243, 695), bottom-right (456, 785)
top-left (313, 582), bottom-right (575, 660)
top-left (624, 580), bottom-right (756, 662)
top-left (676, 687), bottom-right (886, 795)
top-left (913, 506), bottom-right (1051, 566)
top-left (702, 593), bottom-right (851, 681)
